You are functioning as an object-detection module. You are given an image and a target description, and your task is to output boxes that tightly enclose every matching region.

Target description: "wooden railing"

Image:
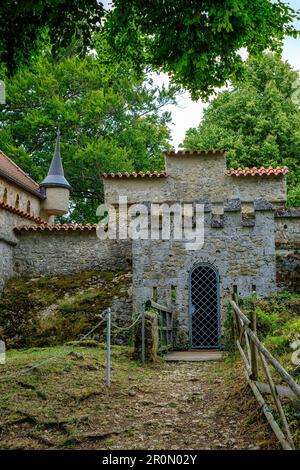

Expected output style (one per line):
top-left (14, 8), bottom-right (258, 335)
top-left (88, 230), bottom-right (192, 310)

top-left (150, 299), bottom-right (173, 349)
top-left (230, 298), bottom-right (300, 450)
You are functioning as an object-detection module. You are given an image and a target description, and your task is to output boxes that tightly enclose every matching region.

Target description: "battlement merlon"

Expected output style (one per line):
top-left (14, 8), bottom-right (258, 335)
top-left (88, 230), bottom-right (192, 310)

top-left (101, 150), bottom-right (288, 206)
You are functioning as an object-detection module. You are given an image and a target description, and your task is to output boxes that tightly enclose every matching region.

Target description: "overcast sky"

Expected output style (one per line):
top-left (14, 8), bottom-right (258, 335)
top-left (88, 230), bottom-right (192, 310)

top-left (102, 0), bottom-right (300, 148)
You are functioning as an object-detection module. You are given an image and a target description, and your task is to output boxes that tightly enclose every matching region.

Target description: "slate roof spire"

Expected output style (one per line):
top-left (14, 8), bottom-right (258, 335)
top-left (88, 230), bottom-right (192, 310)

top-left (40, 128), bottom-right (71, 189)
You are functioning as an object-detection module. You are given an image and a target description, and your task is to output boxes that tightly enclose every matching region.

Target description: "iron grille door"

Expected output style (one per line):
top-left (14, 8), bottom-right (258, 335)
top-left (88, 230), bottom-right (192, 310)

top-left (190, 264), bottom-right (220, 349)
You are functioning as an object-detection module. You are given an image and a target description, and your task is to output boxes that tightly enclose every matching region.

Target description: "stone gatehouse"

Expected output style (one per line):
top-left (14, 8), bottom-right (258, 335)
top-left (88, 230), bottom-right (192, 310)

top-left (0, 141), bottom-right (299, 350)
top-left (102, 150), bottom-right (299, 349)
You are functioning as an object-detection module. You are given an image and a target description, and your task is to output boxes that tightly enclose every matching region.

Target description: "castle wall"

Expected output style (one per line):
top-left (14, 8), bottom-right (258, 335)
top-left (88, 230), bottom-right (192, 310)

top-left (0, 210), bottom-right (35, 292)
top-left (275, 209), bottom-right (300, 293)
top-left (165, 154), bottom-right (286, 203)
top-left (225, 176), bottom-right (287, 205)
top-left (13, 230), bottom-right (132, 278)
top-left (132, 209), bottom-right (276, 348)
top-left (0, 241), bottom-right (13, 293)
top-left (165, 153), bottom-right (226, 202)
top-left (103, 154), bottom-right (287, 206)
top-left (0, 176), bottom-right (41, 216)
top-left (103, 177), bottom-right (170, 205)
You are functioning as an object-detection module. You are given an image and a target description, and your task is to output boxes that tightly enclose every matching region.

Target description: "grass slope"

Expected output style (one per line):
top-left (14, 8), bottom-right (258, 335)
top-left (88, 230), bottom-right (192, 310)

top-left (0, 346), bottom-right (277, 450)
top-left (0, 270), bottom-right (131, 348)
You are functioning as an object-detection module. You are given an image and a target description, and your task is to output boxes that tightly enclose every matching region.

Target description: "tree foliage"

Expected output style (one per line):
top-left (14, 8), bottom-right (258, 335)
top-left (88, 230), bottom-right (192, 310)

top-left (1, 1), bottom-right (299, 98)
top-left (182, 54), bottom-right (300, 206)
top-left (106, 0), bottom-right (299, 99)
top-left (0, 0), bottom-right (105, 75)
top-left (0, 36), bottom-right (177, 222)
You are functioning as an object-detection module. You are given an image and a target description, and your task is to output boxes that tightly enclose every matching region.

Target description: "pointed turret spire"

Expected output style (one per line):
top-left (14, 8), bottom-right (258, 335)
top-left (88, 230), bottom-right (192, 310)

top-left (40, 128), bottom-right (71, 189)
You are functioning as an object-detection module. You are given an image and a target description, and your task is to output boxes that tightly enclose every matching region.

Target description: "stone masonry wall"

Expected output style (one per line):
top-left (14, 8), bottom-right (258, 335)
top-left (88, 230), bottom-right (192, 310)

top-left (132, 209), bottom-right (276, 347)
top-left (275, 210), bottom-right (300, 293)
top-left (13, 230), bottom-right (132, 278)
top-left (0, 241), bottom-right (13, 293)
top-left (0, 210), bottom-right (37, 292)
top-left (103, 154), bottom-right (287, 205)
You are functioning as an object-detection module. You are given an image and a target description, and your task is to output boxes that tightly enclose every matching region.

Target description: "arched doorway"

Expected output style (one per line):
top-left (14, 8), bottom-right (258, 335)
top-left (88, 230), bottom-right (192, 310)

top-left (189, 263), bottom-right (220, 349)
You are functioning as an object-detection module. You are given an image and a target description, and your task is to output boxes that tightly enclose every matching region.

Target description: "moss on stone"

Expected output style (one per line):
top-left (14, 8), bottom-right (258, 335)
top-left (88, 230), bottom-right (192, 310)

top-left (0, 270), bottom-right (131, 348)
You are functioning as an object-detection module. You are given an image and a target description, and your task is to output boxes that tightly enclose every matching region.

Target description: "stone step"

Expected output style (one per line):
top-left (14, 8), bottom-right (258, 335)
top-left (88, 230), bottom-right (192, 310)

top-left (165, 350), bottom-right (223, 362)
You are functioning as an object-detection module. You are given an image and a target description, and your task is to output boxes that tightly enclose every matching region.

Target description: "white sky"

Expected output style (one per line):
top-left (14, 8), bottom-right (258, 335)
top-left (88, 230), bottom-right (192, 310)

top-left (102, 0), bottom-right (300, 148)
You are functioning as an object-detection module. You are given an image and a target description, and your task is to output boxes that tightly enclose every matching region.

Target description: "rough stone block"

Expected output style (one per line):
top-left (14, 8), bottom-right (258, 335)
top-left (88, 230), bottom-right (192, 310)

top-left (211, 214), bottom-right (224, 228)
top-left (254, 198), bottom-right (274, 211)
top-left (224, 198), bottom-right (241, 212)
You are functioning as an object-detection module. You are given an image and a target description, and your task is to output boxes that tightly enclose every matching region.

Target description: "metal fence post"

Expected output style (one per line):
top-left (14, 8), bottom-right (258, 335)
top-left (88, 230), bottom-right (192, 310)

top-left (106, 307), bottom-right (111, 386)
top-left (141, 304), bottom-right (145, 364)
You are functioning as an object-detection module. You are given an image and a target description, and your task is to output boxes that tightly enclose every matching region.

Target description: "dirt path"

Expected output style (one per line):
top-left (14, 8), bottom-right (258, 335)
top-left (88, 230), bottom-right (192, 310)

top-left (76, 360), bottom-right (275, 450)
top-left (0, 347), bottom-right (276, 450)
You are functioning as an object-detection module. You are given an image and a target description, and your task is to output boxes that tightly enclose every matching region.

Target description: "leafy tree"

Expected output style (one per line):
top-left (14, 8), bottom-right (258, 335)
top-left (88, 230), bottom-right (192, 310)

top-left (182, 54), bottom-right (300, 206)
top-left (1, 1), bottom-right (299, 99)
top-left (0, 0), bottom-right (104, 75)
top-left (0, 37), bottom-right (176, 222)
top-left (106, 0), bottom-right (299, 99)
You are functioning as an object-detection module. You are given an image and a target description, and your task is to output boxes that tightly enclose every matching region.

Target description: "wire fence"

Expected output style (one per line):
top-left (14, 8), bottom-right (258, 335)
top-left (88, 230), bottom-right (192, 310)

top-left (0, 306), bottom-right (146, 387)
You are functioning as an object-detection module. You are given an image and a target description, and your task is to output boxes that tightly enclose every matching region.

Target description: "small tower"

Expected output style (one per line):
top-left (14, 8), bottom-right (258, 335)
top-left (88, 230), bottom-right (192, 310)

top-left (40, 129), bottom-right (71, 223)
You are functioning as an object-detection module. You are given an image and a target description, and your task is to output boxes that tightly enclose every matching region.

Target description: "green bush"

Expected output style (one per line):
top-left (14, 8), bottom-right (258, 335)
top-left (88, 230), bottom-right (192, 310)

top-left (264, 335), bottom-right (290, 355)
top-left (223, 302), bottom-right (235, 352)
top-left (255, 307), bottom-right (285, 337)
top-left (281, 318), bottom-right (300, 344)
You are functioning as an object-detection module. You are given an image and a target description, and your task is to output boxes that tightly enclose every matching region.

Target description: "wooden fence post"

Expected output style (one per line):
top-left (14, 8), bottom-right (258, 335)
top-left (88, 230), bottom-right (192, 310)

top-left (141, 304), bottom-right (145, 364)
top-left (232, 292), bottom-right (240, 344)
top-left (249, 309), bottom-right (258, 381)
top-left (230, 297), bottom-right (300, 450)
top-left (106, 307), bottom-right (111, 387)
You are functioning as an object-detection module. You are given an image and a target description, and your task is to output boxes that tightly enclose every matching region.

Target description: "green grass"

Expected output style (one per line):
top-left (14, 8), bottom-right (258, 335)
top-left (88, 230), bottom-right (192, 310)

top-left (0, 344), bottom-right (156, 449)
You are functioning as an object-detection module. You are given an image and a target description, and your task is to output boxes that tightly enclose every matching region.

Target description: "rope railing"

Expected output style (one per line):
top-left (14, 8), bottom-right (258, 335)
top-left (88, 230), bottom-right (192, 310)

top-left (0, 307), bottom-right (146, 387)
top-left (111, 314), bottom-right (141, 331)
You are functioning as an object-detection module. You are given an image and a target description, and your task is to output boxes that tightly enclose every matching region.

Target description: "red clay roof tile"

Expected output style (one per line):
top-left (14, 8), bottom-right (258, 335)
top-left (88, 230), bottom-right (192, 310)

top-left (101, 171), bottom-right (168, 179)
top-left (226, 166), bottom-right (288, 177)
top-left (0, 200), bottom-right (46, 224)
top-left (14, 223), bottom-right (98, 233)
top-left (0, 150), bottom-right (41, 196)
top-left (165, 149), bottom-right (225, 156)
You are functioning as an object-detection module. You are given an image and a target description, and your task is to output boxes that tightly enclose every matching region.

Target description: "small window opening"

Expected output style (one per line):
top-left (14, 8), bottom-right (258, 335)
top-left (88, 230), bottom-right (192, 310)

top-left (171, 285), bottom-right (176, 303)
top-left (252, 284), bottom-right (256, 293)
top-left (15, 194), bottom-right (20, 209)
top-left (26, 200), bottom-right (31, 213)
top-left (159, 214), bottom-right (163, 230)
top-left (152, 286), bottom-right (158, 302)
top-left (283, 224), bottom-right (288, 230)
top-left (232, 285), bottom-right (238, 300)
top-left (3, 187), bottom-right (7, 203)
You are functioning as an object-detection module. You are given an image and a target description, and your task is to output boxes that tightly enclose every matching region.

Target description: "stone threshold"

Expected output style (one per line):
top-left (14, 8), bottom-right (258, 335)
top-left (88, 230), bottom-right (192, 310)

top-left (165, 350), bottom-right (223, 362)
